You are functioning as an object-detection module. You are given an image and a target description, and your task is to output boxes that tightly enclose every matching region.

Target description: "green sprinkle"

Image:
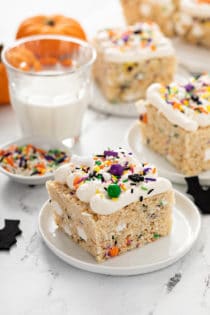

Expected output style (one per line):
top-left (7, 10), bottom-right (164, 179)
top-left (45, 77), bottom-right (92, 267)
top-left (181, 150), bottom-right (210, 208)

top-left (141, 186), bottom-right (148, 191)
top-left (95, 161), bottom-right (102, 166)
top-left (153, 233), bottom-right (161, 239)
top-left (122, 179), bottom-right (128, 183)
top-left (48, 149), bottom-right (61, 154)
top-left (107, 184), bottom-right (121, 198)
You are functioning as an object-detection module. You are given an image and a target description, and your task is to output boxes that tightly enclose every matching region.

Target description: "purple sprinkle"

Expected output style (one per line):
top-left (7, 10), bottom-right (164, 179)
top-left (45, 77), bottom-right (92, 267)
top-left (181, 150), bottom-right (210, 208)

top-left (185, 83), bottom-right (194, 93)
top-left (77, 176), bottom-right (89, 184)
top-left (145, 177), bottom-right (156, 182)
top-left (104, 150), bottom-right (118, 158)
top-left (45, 155), bottom-right (55, 161)
top-left (122, 34), bottom-right (129, 42)
top-left (143, 167), bottom-right (151, 173)
top-left (109, 164), bottom-right (124, 176)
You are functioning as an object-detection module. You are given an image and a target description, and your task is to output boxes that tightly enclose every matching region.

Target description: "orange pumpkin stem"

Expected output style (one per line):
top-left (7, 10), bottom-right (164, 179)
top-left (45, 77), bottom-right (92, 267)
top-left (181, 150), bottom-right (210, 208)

top-left (0, 44), bottom-right (3, 62)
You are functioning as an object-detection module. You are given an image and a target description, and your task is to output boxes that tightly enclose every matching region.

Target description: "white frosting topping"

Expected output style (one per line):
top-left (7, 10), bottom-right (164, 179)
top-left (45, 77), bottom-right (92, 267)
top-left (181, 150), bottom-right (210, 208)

top-left (54, 163), bottom-right (71, 184)
top-left (94, 23), bottom-right (175, 63)
top-left (181, 0), bottom-right (210, 18)
top-left (55, 150), bottom-right (172, 215)
top-left (139, 74), bottom-right (210, 131)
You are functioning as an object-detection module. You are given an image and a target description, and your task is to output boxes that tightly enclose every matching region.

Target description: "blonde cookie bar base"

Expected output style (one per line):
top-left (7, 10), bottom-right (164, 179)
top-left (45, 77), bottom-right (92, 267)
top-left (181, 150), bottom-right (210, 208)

top-left (93, 54), bottom-right (176, 103)
top-left (46, 181), bottom-right (174, 263)
top-left (176, 14), bottom-right (210, 48)
top-left (141, 105), bottom-right (210, 176)
top-left (121, 0), bottom-right (179, 37)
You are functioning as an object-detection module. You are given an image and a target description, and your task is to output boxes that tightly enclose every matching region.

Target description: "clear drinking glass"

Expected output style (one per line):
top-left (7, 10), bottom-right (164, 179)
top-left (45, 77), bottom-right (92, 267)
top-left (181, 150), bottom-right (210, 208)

top-left (2, 35), bottom-right (96, 142)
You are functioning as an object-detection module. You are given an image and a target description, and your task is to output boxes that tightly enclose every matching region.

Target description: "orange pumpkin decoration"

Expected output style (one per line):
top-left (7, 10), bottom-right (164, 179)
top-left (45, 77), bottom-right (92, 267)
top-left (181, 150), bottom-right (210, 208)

top-left (16, 15), bottom-right (87, 40)
top-left (0, 44), bottom-right (10, 105)
top-left (197, 0), bottom-right (210, 3)
top-left (6, 45), bottom-right (42, 72)
top-left (16, 15), bottom-right (87, 58)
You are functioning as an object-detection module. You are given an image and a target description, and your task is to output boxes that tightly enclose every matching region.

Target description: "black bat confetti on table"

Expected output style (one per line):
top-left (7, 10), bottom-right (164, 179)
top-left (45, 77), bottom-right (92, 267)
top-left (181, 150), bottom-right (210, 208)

top-left (185, 177), bottom-right (210, 214)
top-left (0, 219), bottom-right (22, 250)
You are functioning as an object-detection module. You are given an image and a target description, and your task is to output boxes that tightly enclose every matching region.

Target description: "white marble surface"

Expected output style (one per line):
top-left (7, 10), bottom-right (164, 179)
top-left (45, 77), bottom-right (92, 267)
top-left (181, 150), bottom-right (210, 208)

top-left (0, 1), bottom-right (210, 314)
top-left (1, 105), bottom-right (210, 315)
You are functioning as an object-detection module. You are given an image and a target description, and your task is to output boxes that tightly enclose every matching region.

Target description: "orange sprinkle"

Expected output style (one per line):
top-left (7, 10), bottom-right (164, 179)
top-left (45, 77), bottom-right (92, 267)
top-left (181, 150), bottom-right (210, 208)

top-left (5, 156), bottom-right (15, 167)
top-left (142, 113), bottom-right (148, 124)
top-left (108, 246), bottom-right (119, 257)
top-left (73, 176), bottom-right (81, 188)
top-left (151, 44), bottom-right (156, 51)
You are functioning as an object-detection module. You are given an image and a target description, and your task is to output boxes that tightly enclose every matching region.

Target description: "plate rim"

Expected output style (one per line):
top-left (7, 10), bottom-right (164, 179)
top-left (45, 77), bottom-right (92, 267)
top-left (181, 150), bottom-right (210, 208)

top-left (126, 121), bottom-right (210, 185)
top-left (38, 190), bottom-right (201, 276)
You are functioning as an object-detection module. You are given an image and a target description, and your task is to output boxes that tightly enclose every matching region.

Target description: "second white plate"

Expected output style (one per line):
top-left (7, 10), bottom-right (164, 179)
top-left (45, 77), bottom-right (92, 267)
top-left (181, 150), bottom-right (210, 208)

top-left (127, 121), bottom-right (210, 185)
top-left (39, 190), bottom-right (201, 276)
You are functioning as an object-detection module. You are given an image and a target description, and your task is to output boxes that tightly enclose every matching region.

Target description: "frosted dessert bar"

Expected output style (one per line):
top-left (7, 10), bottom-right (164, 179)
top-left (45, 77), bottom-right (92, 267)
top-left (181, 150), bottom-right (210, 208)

top-left (176, 0), bottom-right (210, 48)
top-left (120, 0), bottom-right (180, 37)
top-left (138, 74), bottom-right (210, 176)
top-left (46, 149), bottom-right (174, 262)
top-left (93, 23), bottom-right (176, 103)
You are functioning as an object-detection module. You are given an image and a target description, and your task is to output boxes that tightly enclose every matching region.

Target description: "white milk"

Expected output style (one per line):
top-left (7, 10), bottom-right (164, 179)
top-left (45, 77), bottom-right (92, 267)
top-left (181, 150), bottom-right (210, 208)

top-left (10, 73), bottom-right (89, 140)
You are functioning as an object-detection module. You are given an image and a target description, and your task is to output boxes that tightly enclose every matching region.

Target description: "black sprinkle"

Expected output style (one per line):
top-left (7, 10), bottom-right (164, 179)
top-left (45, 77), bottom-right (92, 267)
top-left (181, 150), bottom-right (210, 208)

top-left (114, 240), bottom-right (118, 245)
top-left (112, 235), bottom-right (115, 240)
top-left (104, 187), bottom-right (108, 191)
top-left (130, 183), bottom-right (137, 186)
top-left (56, 156), bottom-right (66, 164)
top-left (147, 189), bottom-right (154, 195)
top-left (128, 174), bottom-right (144, 183)
top-left (139, 196), bottom-right (143, 202)
top-left (96, 154), bottom-right (105, 158)
top-left (131, 189), bottom-right (134, 194)
top-left (133, 29), bottom-right (142, 34)
top-left (127, 66), bottom-right (133, 72)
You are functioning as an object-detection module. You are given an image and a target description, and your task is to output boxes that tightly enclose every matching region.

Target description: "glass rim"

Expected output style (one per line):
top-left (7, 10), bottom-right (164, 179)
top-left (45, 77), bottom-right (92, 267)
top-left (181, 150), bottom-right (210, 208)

top-left (2, 34), bottom-right (96, 77)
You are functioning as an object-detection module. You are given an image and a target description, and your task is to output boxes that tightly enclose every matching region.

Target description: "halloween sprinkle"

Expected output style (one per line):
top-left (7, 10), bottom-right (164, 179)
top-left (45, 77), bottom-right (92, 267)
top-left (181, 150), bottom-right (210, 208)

top-left (70, 149), bottom-right (158, 201)
top-left (0, 144), bottom-right (70, 176)
top-left (159, 74), bottom-right (210, 115)
top-left (97, 22), bottom-right (167, 53)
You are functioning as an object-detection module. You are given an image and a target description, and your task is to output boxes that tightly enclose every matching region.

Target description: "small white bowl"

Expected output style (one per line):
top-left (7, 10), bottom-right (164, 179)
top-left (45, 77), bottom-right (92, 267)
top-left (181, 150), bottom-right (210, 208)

top-left (0, 136), bottom-right (72, 185)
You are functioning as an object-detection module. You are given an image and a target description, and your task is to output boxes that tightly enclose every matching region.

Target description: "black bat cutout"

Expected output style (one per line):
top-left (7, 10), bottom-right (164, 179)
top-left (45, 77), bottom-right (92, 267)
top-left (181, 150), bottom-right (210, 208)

top-left (185, 176), bottom-right (210, 214)
top-left (0, 220), bottom-right (22, 250)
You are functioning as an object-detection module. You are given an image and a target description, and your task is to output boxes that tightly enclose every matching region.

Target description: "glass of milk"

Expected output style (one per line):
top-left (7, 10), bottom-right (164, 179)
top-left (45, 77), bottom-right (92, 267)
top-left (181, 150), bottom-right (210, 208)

top-left (2, 35), bottom-right (96, 141)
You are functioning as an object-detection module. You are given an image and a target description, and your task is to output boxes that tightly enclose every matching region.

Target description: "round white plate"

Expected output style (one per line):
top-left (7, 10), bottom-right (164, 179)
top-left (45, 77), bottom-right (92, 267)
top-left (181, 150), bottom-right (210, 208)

top-left (173, 38), bottom-right (210, 74)
top-left (0, 136), bottom-right (72, 185)
top-left (90, 67), bottom-right (190, 118)
top-left (127, 122), bottom-right (210, 185)
top-left (39, 191), bottom-right (201, 276)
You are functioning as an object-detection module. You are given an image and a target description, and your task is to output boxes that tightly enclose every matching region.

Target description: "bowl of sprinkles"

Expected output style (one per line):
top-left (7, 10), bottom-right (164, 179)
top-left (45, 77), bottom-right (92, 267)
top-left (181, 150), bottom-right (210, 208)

top-left (0, 136), bottom-right (71, 185)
